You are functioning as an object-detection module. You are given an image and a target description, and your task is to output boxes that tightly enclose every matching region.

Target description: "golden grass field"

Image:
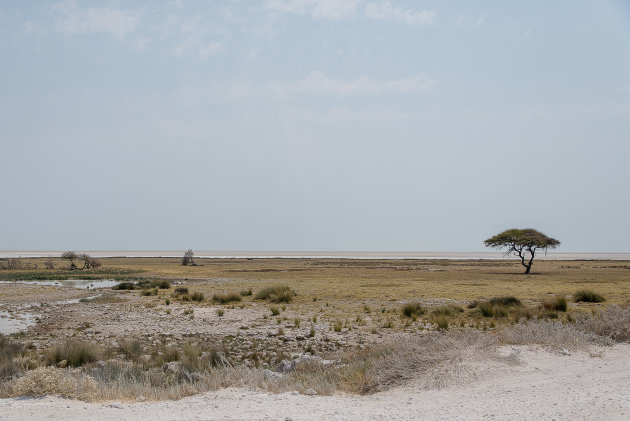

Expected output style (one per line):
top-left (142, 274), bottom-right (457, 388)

top-left (9, 256), bottom-right (630, 321)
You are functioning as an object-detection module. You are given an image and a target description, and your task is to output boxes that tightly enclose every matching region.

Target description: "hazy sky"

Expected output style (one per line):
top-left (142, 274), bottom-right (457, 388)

top-left (1, 1), bottom-right (629, 252)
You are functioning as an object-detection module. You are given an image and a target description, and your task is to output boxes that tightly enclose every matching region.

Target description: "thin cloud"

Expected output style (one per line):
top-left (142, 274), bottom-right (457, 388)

top-left (365, 1), bottom-right (434, 25)
top-left (265, 0), bottom-right (361, 20)
top-left (224, 71), bottom-right (436, 99)
top-left (52, 0), bottom-right (142, 39)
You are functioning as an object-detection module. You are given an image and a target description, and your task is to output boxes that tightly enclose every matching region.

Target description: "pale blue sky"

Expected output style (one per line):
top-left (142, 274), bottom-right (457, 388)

top-left (1, 0), bottom-right (629, 252)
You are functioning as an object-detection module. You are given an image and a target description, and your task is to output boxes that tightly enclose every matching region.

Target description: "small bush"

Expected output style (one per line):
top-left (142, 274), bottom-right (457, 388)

top-left (0, 334), bottom-right (24, 379)
top-left (574, 290), bottom-right (605, 303)
top-left (112, 282), bottom-right (136, 290)
top-left (478, 302), bottom-right (508, 318)
top-left (118, 340), bottom-right (142, 360)
top-left (212, 292), bottom-right (242, 304)
top-left (309, 327), bottom-right (316, 337)
top-left (543, 297), bottom-right (567, 312)
top-left (333, 321), bottom-right (343, 332)
top-left (435, 317), bottom-right (449, 330)
top-left (216, 309), bottom-right (224, 316)
top-left (47, 340), bottom-right (98, 367)
top-left (401, 302), bottom-right (425, 318)
top-left (138, 280), bottom-right (170, 289)
top-left (140, 288), bottom-right (157, 296)
top-left (255, 285), bottom-right (293, 303)
top-left (173, 286), bottom-right (189, 296)
top-left (190, 291), bottom-right (204, 302)
top-left (270, 306), bottom-right (280, 316)
top-left (431, 305), bottom-right (464, 317)
top-left (489, 296), bottom-right (521, 307)
top-left (239, 289), bottom-right (253, 296)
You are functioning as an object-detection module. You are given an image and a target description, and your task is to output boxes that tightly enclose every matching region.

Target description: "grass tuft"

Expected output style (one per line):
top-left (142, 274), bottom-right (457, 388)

top-left (401, 302), bottom-right (425, 318)
top-left (574, 290), bottom-right (605, 303)
top-left (212, 292), bottom-right (242, 304)
top-left (255, 285), bottom-right (293, 303)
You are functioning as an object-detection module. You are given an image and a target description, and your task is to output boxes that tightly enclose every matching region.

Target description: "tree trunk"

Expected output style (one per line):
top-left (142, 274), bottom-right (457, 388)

top-left (524, 264), bottom-right (531, 274)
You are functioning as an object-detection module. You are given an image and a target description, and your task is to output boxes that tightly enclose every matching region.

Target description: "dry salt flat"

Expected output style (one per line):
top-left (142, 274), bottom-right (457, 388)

top-left (1, 344), bottom-right (629, 421)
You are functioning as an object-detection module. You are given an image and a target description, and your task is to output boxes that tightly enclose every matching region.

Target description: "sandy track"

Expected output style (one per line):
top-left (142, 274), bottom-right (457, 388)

top-left (1, 344), bottom-right (629, 421)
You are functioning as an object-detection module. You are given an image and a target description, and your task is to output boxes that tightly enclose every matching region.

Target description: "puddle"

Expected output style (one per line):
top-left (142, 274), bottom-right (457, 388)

top-left (2, 279), bottom-right (121, 289)
top-left (0, 311), bottom-right (35, 335)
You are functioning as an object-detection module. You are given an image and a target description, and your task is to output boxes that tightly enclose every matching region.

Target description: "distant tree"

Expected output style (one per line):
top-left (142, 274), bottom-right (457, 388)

top-left (484, 228), bottom-right (560, 274)
top-left (44, 257), bottom-right (55, 270)
top-left (78, 253), bottom-right (101, 269)
top-left (61, 251), bottom-right (78, 270)
top-left (181, 249), bottom-right (196, 266)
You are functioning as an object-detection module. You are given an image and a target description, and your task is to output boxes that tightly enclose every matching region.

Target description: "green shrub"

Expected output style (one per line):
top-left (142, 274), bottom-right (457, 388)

top-left (173, 286), bottom-right (189, 296)
top-left (431, 305), bottom-right (464, 317)
top-left (574, 290), bottom-right (605, 303)
top-left (401, 302), bottom-right (425, 318)
top-left (478, 302), bottom-right (508, 318)
top-left (212, 292), bottom-right (242, 304)
top-left (255, 285), bottom-right (293, 303)
top-left (112, 282), bottom-right (135, 290)
top-left (333, 321), bottom-right (343, 332)
top-left (239, 289), bottom-right (253, 296)
top-left (270, 306), bottom-right (280, 316)
top-left (489, 296), bottom-right (521, 307)
top-left (216, 309), bottom-right (224, 316)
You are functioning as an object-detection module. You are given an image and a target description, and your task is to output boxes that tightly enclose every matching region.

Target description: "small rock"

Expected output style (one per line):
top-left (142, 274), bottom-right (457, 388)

top-left (561, 348), bottom-right (571, 356)
top-left (303, 388), bottom-right (317, 396)
top-left (56, 360), bottom-right (68, 368)
top-left (108, 402), bottom-right (123, 409)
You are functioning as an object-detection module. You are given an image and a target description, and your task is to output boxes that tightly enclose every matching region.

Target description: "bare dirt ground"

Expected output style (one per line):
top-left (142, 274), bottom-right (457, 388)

top-left (1, 343), bottom-right (629, 421)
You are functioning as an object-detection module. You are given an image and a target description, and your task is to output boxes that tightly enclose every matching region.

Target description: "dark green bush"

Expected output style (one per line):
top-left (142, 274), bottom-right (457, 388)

top-left (255, 285), bottom-right (293, 303)
top-left (574, 290), bottom-right (605, 303)
top-left (401, 302), bottom-right (425, 318)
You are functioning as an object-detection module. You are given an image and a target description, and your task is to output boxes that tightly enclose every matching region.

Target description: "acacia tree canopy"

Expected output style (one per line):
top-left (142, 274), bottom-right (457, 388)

top-left (484, 228), bottom-right (560, 274)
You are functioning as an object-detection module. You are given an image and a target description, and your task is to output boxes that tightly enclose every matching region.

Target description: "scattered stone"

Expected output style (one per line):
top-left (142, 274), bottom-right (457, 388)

top-left (303, 388), bottom-right (317, 396)
top-left (56, 360), bottom-right (67, 368)
top-left (108, 402), bottom-right (123, 409)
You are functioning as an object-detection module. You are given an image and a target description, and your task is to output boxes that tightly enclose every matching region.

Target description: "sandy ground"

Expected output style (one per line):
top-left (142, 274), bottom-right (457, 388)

top-left (1, 344), bottom-right (629, 421)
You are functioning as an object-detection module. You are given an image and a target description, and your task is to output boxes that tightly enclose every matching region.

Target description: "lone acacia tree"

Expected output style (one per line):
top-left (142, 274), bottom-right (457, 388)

top-left (484, 228), bottom-right (560, 274)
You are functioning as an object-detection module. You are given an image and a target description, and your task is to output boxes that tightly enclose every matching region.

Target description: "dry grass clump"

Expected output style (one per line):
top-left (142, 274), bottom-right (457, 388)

top-left (432, 305), bottom-right (464, 317)
top-left (574, 289), bottom-right (605, 303)
top-left (0, 335), bottom-right (25, 380)
top-left (401, 302), bottom-right (425, 318)
top-left (543, 297), bottom-right (568, 312)
top-left (47, 340), bottom-right (99, 367)
top-left (212, 292), bottom-right (242, 304)
top-left (11, 367), bottom-right (98, 400)
top-left (575, 305), bottom-right (630, 342)
top-left (496, 319), bottom-right (611, 351)
top-left (255, 285), bottom-right (294, 303)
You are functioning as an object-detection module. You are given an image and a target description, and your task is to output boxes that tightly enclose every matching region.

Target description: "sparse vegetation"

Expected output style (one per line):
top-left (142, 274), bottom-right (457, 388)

top-left (212, 292), bottom-right (242, 304)
top-left (574, 290), bottom-right (605, 303)
top-left (255, 285), bottom-right (294, 303)
top-left (47, 340), bottom-right (99, 367)
top-left (401, 302), bottom-right (425, 318)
